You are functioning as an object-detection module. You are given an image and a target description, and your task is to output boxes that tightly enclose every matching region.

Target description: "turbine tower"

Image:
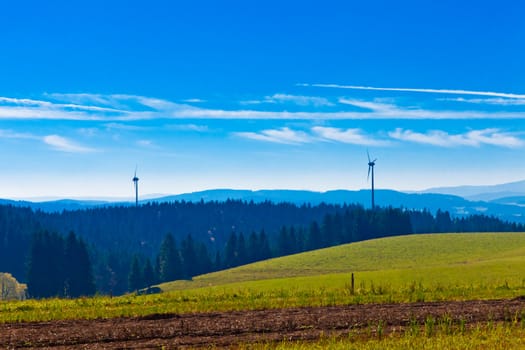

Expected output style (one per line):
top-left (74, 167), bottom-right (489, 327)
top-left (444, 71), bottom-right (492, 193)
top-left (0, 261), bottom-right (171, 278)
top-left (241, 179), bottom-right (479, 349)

top-left (367, 151), bottom-right (377, 209)
top-left (132, 167), bottom-right (139, 207)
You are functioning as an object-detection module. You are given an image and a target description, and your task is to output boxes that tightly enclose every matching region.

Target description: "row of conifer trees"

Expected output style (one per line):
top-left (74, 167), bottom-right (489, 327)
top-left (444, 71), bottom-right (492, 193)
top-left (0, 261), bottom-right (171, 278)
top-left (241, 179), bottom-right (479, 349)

top-left (25, 205), bottom-right (525, 296)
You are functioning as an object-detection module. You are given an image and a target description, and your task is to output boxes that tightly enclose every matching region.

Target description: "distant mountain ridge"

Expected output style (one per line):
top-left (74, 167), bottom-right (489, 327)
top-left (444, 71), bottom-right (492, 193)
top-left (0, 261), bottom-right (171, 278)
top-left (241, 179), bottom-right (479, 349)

top-left (153, 189), bottom-right (525, 223)
top-left (422, 180), bottom-right (525, 201)
top-left (3, 187), bottom-right (525, 223)
top-left (0, 198), bottom-right (110, 212)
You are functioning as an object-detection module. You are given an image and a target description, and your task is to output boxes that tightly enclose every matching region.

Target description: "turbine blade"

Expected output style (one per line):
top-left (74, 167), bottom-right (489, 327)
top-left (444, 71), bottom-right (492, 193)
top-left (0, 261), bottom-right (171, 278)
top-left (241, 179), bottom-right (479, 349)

top-left (373, 158), bottom-right (377, 163)
top-left (367, 165), bottom-right (371, 180)
top-left (367, 150), bottom-right (371, 162)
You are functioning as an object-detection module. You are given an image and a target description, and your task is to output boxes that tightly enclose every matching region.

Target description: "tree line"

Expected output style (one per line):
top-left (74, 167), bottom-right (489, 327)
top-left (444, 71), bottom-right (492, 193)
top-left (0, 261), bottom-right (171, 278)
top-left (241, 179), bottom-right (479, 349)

top-left (0, 200), bottom-right (348, 294)
top-left (0, 201), bottom-right (523, 297)
top-left (124, 206), bottom-right (524, 293)
top-left (27, 231), bottom-right (95, 298)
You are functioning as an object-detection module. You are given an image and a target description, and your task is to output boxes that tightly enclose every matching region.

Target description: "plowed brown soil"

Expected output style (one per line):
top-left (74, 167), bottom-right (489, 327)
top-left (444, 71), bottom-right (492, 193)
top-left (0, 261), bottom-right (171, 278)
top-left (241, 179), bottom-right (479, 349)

top-left (2, 298), bottom-right (525, 349)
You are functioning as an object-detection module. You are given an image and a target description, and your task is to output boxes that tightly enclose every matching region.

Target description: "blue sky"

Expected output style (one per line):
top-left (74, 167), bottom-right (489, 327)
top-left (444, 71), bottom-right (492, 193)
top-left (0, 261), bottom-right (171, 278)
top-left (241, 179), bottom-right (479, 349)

top-left (0, 0), bottom-right (524, 199)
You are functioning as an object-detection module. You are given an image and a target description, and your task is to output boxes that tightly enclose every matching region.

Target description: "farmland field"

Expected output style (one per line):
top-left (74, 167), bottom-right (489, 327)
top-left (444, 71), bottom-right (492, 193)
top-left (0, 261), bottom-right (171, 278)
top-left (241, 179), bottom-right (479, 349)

top-left (2, 298), bottom-right (525, 348)
top-left (3, 232), bottom-right (525, 348)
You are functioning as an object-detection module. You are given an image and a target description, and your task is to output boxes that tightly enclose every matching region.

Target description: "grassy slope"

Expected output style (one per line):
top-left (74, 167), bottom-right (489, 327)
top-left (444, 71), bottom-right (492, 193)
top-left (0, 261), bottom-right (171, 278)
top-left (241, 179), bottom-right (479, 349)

top-left (4, 232), bottom-right (525, 323)
top-left (160, 233), bottom-right (525, 291)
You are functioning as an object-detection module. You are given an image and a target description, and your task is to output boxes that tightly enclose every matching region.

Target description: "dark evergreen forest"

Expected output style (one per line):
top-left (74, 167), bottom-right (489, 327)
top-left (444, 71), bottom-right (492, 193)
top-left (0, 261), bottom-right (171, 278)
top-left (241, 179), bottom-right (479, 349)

top-left (0, 201), bottom-right (523, 297)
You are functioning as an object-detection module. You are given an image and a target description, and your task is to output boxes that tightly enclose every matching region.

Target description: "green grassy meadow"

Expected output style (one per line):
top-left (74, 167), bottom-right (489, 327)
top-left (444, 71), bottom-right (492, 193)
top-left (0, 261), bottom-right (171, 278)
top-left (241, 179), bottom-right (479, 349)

top-left (3, 232), bottom-right (525, 324)
top-left (161, 232), bottom-right (525, 294)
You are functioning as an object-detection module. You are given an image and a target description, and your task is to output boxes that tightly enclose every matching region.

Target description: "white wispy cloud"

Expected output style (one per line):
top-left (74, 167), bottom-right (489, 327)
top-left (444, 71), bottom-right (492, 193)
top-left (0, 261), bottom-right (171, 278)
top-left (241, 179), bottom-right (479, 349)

top-left (241, 94), bottom-right (334, 107)
top-left (1, 129), bottom-right (97, 153)
top-left (0, 94), bottom-right (163, 121)
top-left (77, 128), bottom-right (99, 137)
top-left (301, 83), bottom-right (525, 99)
top-left (389, 128), bottom-right (524, 148)
top-left (182, 98), bottom-right (206, 103)
top-left (441, 97), bottom-right (525, 106)
top-left (129, 95), bottom-right (183, 111)
top-left (0, 105), bottom-right (100, 120)
top-left (338, 98), bottom-right (397, 112)
top-left (1, 92), bottom-right (525, 121)
top-left (177, 107), bottom-right (525, 120)
top-left (0, 96), bottom-right (53, 107)
top-left (47, 93), bottom-right (128, 109)
top-left (234, 127), bottom-right (312, 144)
top-left (0, 129), bottom-right (38, 140)
top-left (137, 139), bottom-right (154, 147)
top-left (234, 125), bottom-right (524, 148)
top-left (104, 123), bottom-right (150, 131)
top-left (41, 94), bottom-right (128, 112)
top-left (235, 126), bottom-right (386, 146)
top-left (43, 135), bottom-right (96, 153)
top-left (312, 126), bottom-right (389, 146)
top-left (167, 124), bottom-right (210, 132)
top-left (0, 129), bottom-right (94, 152)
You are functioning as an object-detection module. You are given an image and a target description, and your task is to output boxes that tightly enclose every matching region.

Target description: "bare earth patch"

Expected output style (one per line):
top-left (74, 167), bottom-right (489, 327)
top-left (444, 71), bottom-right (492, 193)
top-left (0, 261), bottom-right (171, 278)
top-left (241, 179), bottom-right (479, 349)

top-left (2, 298), bottom-right (525, 349)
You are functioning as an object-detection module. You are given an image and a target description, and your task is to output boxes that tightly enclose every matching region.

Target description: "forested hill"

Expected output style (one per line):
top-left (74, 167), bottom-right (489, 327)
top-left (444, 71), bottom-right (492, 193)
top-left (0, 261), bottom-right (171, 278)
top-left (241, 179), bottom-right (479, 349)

top-left (36, 200), bottom-right (343, 254)
top-left (0, 201), bottom-right (345, 292)
top-left (0, 200), bottom-right (523, 297)
top-left (4, 189), bottom-right (525, 224)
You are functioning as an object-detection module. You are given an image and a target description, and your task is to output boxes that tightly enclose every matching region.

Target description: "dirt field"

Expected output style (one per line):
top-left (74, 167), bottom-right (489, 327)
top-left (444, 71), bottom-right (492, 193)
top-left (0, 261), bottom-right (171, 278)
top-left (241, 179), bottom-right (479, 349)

top-left (2, 298), bottom-right (525, 349)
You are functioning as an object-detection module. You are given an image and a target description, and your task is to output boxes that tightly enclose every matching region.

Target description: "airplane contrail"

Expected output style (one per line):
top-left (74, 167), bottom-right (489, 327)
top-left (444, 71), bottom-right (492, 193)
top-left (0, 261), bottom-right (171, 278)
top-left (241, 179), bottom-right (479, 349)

top-left (298, 83), bottom-right (525, 99)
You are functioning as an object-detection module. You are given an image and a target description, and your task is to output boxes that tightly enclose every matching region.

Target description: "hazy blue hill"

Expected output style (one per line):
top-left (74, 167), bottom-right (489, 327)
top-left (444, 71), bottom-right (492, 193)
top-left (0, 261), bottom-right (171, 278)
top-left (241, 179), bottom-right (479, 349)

top-left (2, 188), bottom-right (525, 222)
top-left (32, 199), bottom-right (110, 212)
top-left (152, 188), bottom-right (479, 209)
top-left (490, 196), bottom-right (525, 206)
top-left (152, 189), bottom-right (525, 223)
top-left (0, 198), bottom-right (111, 212)
top-left (423, 180), bottom-right (525, 201)
top-left (155, 189), bottom-right (255, 203)
top-left (154, 189), bottom-right (400, 205)
top-left (0, 199), bottom-right (27, 206)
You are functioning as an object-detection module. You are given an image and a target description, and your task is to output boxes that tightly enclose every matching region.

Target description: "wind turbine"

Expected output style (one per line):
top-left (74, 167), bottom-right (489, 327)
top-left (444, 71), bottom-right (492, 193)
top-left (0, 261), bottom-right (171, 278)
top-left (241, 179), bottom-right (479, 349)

top-left (367, 151), bottom-right (377, 209)
top-left (132, 167), bottom-right (139, 207)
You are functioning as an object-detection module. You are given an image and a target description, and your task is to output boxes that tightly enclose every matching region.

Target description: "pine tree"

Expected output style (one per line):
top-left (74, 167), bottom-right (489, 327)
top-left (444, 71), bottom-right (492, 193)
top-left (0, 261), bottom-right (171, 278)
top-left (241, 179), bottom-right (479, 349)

top-left (26, 231), bottom-right (48, 298)
top-left (343, 209), bottom-right (359, 243)
top-left (258, 230), bottom-right (272, 260)
top-left (295, 226), bottom-right (307, 253)
top-left (247, 231), bottom-right (259, 263)
top-left (142, 258), bottom-right (156, 288)
top-left (237, 233), bottom-right (247, 266)
top-left (27, 231), bottom-right (65, 298)
top-left (214, 250), bottom-right (222, 271)
top-left (436, 209), bottom-right (453, 232)
top-left (104, 251), bottom-right (129, 296)
top-left (354, 206), bottom-right (369, 241)
top-left (196, 243), bottom-right (212, 276)
top-left (156, 233), bottom-right (180, 283)
top-left (332, 212), bottom-right (345, 245)
top-left (278, 226), bottom-right (292, 256)
top-left (224, 232), bottom-right (238, 268)
top-left (64, 232), bottom-right (95, 297)
top-left (181, 234), bottom-right (197, 278)
top-left (321, 215), bottom-right (334, 248)
top-left (289, 226), bottom-right (298, 254)
top-left (128, 255), bottom-right (143, 292)
top-left (305, 221), bottom-right (322, 251)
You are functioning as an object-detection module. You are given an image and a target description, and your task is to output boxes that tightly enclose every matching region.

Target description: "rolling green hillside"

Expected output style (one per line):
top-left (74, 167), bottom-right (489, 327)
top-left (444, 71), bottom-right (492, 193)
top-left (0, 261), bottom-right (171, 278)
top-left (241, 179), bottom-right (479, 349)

top-left (4, 232), bottom-right (525, 323)
top-left (160, 233), bottom-right (525, 292)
